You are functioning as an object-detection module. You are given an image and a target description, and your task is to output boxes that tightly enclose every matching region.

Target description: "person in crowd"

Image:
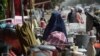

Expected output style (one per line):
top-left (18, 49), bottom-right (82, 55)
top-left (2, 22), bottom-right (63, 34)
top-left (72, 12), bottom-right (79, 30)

top-left (33, 8), bottom-right (41, 23)
top-left (40, 8), bottom-right (45, 18)
top-left (61, 7), bottom-right (68, 22)
top-left (76, 8), bottom-right (84, 24)
top-left (87, 37), bottom-right (96, 56)
top-left (54, 5), bottom-right (60, 13)
top-left (67, 7), bottom-right (77, 23)
top-left (40, 17), bottom-right (46, 29)
top-left (43, 10), bottom-right (67, 40)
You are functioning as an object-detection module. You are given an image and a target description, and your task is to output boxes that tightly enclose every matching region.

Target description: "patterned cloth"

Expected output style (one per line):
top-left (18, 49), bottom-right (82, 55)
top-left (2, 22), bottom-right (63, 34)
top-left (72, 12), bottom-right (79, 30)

top-left (15, 22), bottom-right (38, 55)
top-left (46, 31), bottom-right (68, 49)
top-left (9, 50), bottom-right (16, 56)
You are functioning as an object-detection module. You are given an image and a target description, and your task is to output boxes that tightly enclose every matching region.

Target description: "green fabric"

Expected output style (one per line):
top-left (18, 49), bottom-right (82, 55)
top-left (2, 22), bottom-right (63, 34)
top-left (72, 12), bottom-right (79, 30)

top-left (0, 0), bottom-right (7, 19)
top-left (16, 22), bottom-right (38, 55)
top-left (0, 4), bottom-right (5, 19)
top-left (33, 19), bottom-right (39, 28)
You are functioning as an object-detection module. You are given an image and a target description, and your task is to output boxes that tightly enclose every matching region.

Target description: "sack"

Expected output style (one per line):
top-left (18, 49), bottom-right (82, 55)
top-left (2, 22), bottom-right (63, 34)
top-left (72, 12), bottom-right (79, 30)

top-left (46, 31), bottom-right (67, 49)
top-left (66, 23), bottom-right (86, 35)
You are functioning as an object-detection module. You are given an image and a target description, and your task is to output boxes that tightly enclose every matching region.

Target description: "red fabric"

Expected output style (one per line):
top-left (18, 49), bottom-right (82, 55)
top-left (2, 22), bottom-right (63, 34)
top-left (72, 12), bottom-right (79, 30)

top-left (4, 37), bottom-right (21, 50)
top-left (46, 31), bottom-right (67, 49)
top-left (14, 0), bottom-right (21, 15)
top-left (4, 36), bottom-right (22, 54)
top-left (52, 50), bottom-right (59, 56)
top-left (9, 50), bottom-right (16, 56)
top-left (14, 0), bottom-right (28, 15)
top-left (94, 43), bottom-right (100, 48)
top-left (43, 51), bottom-right (52, 56)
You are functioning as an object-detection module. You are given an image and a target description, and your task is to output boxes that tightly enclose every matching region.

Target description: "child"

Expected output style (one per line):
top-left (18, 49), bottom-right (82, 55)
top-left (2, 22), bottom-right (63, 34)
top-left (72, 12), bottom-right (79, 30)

top-left (40, 18), bottom-right (46, 29)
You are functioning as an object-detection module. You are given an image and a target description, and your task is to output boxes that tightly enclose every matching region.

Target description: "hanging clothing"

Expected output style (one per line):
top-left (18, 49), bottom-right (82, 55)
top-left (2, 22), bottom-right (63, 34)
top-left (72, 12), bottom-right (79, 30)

top-left (85, 12), bottom-right (94, 32)
top-left (14, 0), bottom-right (21, 15)
top-left (43, 11), bottom-right (67, 40)
top-left (15, 22), bottom-right (38, 55)
top-left (0, 0), bottom-right (7, 19)
top-left (33, 19), bottom-right (39, 29)
top-left (0, 4), bottom-right (5, 19)
top-left (67, 11), bottom-right (77, 23)
top-left (14, 0), bottom-right (28, 15)
top-left (33, 9), bottom-right (41, 22)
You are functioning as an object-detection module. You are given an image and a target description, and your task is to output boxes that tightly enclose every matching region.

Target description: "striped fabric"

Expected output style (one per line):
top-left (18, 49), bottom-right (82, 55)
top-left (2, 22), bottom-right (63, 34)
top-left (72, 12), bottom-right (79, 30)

top-left (9, 50), bottom-right (16, 56)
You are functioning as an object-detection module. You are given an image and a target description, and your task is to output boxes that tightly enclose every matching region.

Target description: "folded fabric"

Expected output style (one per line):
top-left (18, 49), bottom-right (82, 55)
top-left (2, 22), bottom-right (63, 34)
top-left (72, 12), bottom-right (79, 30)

top-left (15, 22), bottom-right (38, 55)
top-left (46, 31), bottom-right (68, 49)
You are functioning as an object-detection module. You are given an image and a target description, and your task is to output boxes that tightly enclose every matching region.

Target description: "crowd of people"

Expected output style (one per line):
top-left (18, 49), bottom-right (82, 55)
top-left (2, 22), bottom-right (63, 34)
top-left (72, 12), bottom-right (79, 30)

top-left (0, 4), bottom-right (100, 56)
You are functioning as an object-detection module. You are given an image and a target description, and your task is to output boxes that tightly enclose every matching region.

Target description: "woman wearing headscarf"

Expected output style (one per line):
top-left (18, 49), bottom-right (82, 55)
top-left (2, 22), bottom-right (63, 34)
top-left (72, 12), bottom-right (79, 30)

top-left (43, 11), bottom-right (67, 40)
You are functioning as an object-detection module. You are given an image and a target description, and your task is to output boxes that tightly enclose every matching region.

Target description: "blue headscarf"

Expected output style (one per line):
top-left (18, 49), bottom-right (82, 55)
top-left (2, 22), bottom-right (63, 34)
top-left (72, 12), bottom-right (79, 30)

top-left (43, 11), bottom-right (67, 40)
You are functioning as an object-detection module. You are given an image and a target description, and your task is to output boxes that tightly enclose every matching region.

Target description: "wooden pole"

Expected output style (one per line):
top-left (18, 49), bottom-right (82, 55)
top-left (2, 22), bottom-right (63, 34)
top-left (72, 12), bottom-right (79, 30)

top-left (21, 0), bottom-right (24, 23)
top-left (29, 0), bottom-right (32, 24)
top-left (11, 0), bottom-right (15, 18)
top-left (32, 0), bottom-right (35, 9)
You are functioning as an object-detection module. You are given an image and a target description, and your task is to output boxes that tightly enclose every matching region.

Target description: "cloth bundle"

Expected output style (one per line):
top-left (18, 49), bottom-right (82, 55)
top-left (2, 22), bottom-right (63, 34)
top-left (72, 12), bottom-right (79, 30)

top-left (15, 22), bottom-right (38, 55)
top-left (46, 31), bottom-right (67, 49)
